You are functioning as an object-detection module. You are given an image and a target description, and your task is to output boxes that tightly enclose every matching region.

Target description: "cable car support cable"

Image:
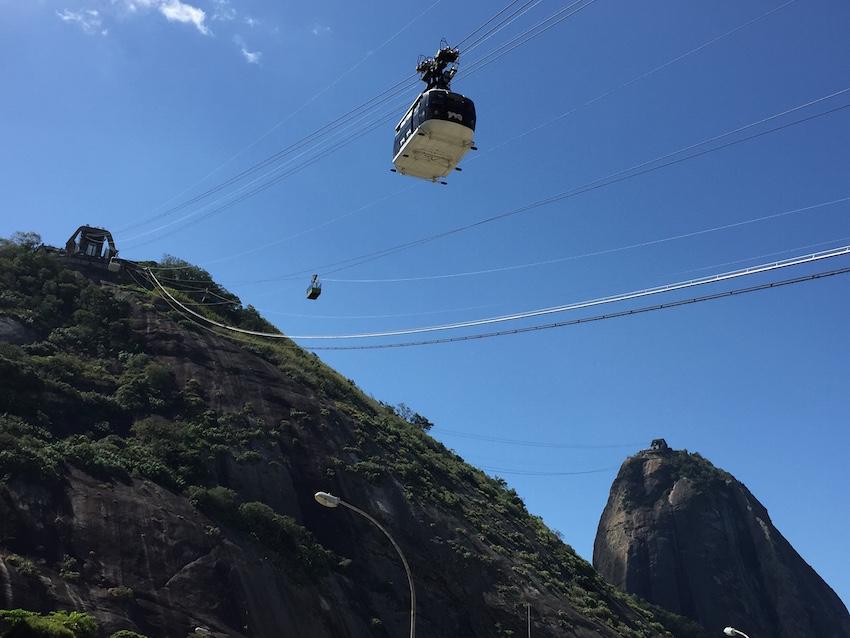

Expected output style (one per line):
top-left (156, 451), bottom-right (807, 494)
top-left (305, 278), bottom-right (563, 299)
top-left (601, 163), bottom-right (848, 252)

top-left (322, 197), bottom-right (850, 284)
top-left (141, 0), bottom-right (803, 274)
top-left (147, 89), bottom-right (850, 286)
top-left (464, 0), bottom-right (798, 162)
top-left (454, 0), bottom-right (533, 48)
top-left (145, 245), bottom-right (850, 341)
top-left (305, 266), bottom-right (850, 350)
top-left (117, 0), bottom-right (569, 238)
top-left (236, 89), bottom-right (850, 284)
top-left (117, 0), bottom-right (455, 235)
top-left (145, 263), bottom-right (850, 351)
top-left (121, 0), bottom-right (605, 245)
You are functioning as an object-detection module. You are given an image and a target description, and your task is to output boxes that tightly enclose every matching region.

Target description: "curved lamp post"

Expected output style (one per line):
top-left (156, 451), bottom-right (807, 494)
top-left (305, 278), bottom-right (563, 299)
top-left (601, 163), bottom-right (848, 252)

top-left (724, 628), bottom-right (750, 638)
top-left (314, 491), bottom-right (416, 638)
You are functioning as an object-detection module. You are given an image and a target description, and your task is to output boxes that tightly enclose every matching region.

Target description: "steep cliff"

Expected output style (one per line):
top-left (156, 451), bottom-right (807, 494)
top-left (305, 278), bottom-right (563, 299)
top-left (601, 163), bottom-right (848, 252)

top-left (0, 238), bottom-right (709, 638)
top-left (593, 444), bottom-right (850, 638)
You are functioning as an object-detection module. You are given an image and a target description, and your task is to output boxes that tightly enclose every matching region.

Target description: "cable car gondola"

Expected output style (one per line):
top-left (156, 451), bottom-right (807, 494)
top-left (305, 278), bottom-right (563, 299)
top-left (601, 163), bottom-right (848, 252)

top-left (392, 45), bottom-right (476, 182)
top-left (306, 274), bottom-right (322, 300)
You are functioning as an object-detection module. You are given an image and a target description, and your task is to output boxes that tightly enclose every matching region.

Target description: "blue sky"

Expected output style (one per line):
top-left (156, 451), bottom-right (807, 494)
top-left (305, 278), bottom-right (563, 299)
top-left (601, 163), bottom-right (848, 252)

top-left (2, 0), bottom-right (849, 607)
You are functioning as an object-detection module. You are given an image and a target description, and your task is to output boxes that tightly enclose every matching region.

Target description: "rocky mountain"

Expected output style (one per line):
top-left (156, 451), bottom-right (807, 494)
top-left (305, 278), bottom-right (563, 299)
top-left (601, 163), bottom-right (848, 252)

top-left (0, 235), bottom-right (710, 638)
top-left (593, 442), bottom-right (850, 638)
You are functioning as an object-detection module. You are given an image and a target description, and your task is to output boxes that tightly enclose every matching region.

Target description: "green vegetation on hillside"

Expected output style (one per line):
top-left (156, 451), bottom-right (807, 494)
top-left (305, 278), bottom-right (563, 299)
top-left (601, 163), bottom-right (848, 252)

top-left (0, 609), bottom-right (148, 638)
top-left (666, 450), bottom-right (733, 486)
top-left (0, 236), bottom-right (710, 638)
top-left (0, 239), bottom-right (334, 574)
top-left (0, 610), bottom-right (97, 638)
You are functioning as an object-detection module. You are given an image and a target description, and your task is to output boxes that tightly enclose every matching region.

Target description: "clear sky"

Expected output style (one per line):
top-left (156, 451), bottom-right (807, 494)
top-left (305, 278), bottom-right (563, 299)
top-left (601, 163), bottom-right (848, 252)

top-left (2, 0), bottom-right (849, 607)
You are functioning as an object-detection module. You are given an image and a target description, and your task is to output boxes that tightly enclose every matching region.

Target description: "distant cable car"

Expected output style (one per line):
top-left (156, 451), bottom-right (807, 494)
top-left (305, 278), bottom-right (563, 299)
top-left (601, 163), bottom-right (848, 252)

top-left (64, 225), bottom-right (123, 273)
top-left (392, 45), bottom-right (476, 182)
top-left (306, 274), bottom-right (322, 300)
top-left (65, 225), bottom-right (118, 261)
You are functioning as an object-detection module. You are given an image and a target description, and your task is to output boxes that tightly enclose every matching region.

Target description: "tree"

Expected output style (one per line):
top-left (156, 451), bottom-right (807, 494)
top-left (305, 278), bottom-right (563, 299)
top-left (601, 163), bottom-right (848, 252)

top-left (2, 232), bottom-right (42, 249)
top-left (12, 232), bottom-right (42, 247)
top-left (394, 403), bottom-right (434, 432)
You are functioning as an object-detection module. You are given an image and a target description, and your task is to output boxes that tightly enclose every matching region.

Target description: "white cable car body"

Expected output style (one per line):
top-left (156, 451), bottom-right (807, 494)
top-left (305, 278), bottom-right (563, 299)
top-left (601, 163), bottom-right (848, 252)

top-left (391, 45), bottom-right (476, 182)
top-left (392, 89), bottom-right (476, 181)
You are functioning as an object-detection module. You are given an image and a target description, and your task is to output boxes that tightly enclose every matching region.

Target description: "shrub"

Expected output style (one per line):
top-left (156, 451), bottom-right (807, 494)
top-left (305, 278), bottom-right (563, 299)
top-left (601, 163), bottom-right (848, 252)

top-left (238, 502), bottom-right (298, 555)
top-left (106, 586), bottom-right (134, 600)
top-left (0, 356), bottom-right (45, 419)
top-left (115, 362), bottom-right (176, 413)
top-left (181, 379), bottom-right (206, 415)
top-left (0, 415), bottom-right (62, 483)
top-left (8, 232), bottom-right (42, 248)
top-left (188, 486), bottom-right (240, 525)
top-left (127, 418), bottom-right (208, 487)
top-left (187, 490), bottom-right (334, 575)
top-left (349, 459), bottom-right (384, 482)
top-left (5, 554), bottom-right (38, 577)
top-left (234, 450), bottom-right (261, 464)
top-left (393, 403), bottom-right (434, 431)
top-left (0, 610), bottom-right (98, 638)
top-left (57, 436), bottom-right (130, 482)
top-left (58, 555), bottom-right (80, 581)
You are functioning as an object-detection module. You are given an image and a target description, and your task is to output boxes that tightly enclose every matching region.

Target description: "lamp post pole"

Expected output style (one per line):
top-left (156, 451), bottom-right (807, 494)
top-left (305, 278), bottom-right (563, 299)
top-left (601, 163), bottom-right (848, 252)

top-left (724, 627), bottom-right (751, 638)
top-left (315, 492), bottom-right (416, 638)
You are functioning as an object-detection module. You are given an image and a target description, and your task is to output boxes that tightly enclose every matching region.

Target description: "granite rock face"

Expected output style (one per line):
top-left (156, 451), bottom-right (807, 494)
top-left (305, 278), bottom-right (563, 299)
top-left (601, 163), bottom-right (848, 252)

top-left (0, 246), bottom-right (703, 638)
top-left (593, 446), bottom-right (850, 638)
top-left (0, 316), bottom-right (35, 345)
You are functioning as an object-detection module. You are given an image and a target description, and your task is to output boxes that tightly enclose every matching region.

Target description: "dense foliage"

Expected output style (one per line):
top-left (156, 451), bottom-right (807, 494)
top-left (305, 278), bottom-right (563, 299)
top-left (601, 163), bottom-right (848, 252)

top-left (144, 255), bottom-right (276, 334)
top-left (188, 486), bottom-right (335, 576)
top-left (0, 610), bottom-right (97, 638)
top-left (0, 609), bottom-right (148, 638)
top-left (667, 450), bottom-right (733, 485)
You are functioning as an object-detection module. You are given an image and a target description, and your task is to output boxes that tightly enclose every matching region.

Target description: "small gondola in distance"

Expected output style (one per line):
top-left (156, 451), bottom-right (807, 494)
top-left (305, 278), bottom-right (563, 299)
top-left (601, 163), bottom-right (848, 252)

top-left (306, 274), bottom-right (322, 300)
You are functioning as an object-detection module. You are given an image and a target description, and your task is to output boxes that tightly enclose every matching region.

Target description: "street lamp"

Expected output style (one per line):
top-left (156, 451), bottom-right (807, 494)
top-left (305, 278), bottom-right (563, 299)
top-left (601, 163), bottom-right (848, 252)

top-left (724, 628), bottom-right (750, 638)
top-left (314, 491), bottom-right (416, 638)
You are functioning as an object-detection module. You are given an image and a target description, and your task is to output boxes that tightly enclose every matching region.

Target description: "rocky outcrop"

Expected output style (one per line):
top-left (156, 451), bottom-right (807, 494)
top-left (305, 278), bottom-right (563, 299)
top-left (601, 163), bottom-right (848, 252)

top-left (0, 317), bottom-right (35, 345)
top-left (0, 248), bottom-right (700, 638)
top-left (593, 446), bottom-right (850, 638)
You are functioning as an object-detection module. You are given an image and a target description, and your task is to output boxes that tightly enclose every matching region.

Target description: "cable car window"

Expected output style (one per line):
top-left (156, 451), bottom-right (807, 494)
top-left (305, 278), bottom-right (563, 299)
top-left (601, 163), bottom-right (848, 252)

top-left (394, 113), bottom-right (410, 134)
top-left (395, 97), bottom-right (418, 133)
